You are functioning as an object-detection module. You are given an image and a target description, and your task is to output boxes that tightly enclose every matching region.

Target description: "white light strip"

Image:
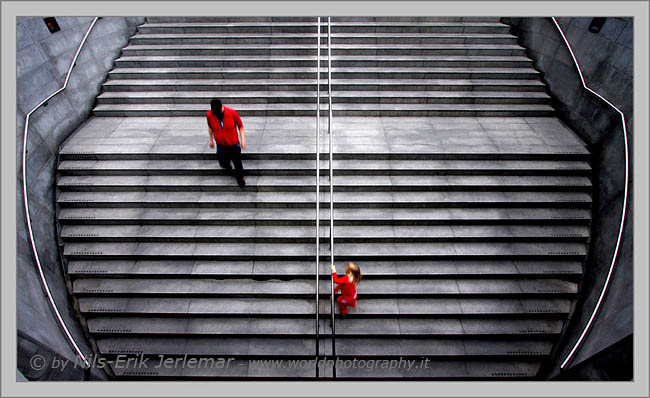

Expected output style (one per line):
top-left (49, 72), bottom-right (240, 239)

top-left (550, 17), bottom-right (630, 370)
top-left (21, 17), bottom-right (100, 369)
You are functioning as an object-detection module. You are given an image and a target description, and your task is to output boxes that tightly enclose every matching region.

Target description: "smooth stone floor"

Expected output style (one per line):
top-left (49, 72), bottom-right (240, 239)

top-left (63, 116), bottom-right (587, 154)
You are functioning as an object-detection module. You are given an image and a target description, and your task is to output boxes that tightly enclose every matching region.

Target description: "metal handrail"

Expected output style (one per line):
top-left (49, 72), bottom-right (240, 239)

top-left (549, 18), bottom-right (630, 370)
top-left (315, 16), bottom-right (321, 378)
top-left (21, 17), bottom-right (100, 369)
top-left (327, 16), bottom-right (337, 379)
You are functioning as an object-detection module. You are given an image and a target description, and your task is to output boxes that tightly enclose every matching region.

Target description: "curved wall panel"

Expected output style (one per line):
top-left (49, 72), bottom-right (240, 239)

top-left (501, 17), bottom-right (633, 379)
top-left (16, 16), bottom-right (145, 380)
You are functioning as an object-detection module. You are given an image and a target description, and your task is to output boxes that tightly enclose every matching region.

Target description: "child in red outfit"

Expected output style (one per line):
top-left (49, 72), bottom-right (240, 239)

top-left (330, 262), bottom-right (362, 314)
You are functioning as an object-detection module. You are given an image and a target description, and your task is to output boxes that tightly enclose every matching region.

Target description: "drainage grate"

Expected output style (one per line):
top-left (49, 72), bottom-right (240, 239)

top-left (537, 289), bottom-right (561, 293)
top-left (87, 308), bottom-right (122, 312)
top-left (519, 329), bottom-right (553, 334)
top-left (543, 270), bottom-right (576, 274)
top-left (492, 372), bottom-right (527, 377)
top-left (123, 371), bottom-right (159, 376)
top-left (70, 251), bottom-right (103, 255)
top-left (507, 351), bottom-right (544, 355)
top-left (528, 308), bottom-right (556, 313)
top-left (547, 251), bottom-right (581, 255)
top-left (83, 289), bottom-right (114, 293)
top-left (98, 328), bottom-right (132, 333)
top-left (108, 349), bottom-right (143, 354)
top-left (75, 270), bottom-right (108, 274)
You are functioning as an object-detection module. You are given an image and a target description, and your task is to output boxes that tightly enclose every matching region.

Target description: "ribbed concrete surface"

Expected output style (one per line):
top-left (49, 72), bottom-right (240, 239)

top-left (57, 115), bottom-right (591, 380)
top-left (94, 16), bottom-right (553, 117)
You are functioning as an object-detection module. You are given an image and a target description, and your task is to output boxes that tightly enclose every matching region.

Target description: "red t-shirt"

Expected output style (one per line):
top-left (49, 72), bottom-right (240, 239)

top-left (333, 272), bottom-right (357, 300)
top-left (206, 106), bottom-right (243, 146)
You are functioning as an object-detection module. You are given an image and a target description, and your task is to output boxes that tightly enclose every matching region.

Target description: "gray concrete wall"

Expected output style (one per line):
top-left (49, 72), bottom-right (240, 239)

top-left (16, 16), bottom-right (144, 380)
top-left (501, 17), bottom-right (633, 379)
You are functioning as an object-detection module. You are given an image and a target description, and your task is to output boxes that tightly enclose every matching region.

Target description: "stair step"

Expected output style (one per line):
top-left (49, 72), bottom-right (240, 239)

top-left (73, 277), bottom-right (577, 297)
top-left (56, 190), bottom-right (592, 208)
top-left (128, 33), bottom-right (518, 45)
top-left (96, 91), bottom-right (550, 106)
top-left (58, 158), bottom-right (591, 176)
top-left (67, 260), bottom-right (584, 279)
top-left (95, 336), bottom-right (552, 357)
top-left (115, 55), bottom-right (533, 68)
top-left (60, 224), bottom-right (589, 243)
top-left (88, 317), bottom-right (564, 337)
top-left (56, 175), bottom-right (591, 192)
top-left (101, 78), bottom-right (546, 91)
top-left (121, 43), bottom-right (526, 56)
top-left (137, 22), bottom-right (511, 35)
top-left (109, 357), bottom-right (540, 379)
top-left (58, 207), bottom-right (592, 225)
top-left (93, 103), bottom-right (556, 117)
top-left (107, 67), bottom-right (540, 80)
top-left (62, 241), bottom-right (587, 261)
top-left (78, 296), bottom-right (572, 317)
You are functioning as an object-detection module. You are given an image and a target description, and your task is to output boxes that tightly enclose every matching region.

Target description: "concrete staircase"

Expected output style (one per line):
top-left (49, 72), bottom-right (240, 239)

top-left (94, 17), bottom-right (553, 117)
top-left (56, 16), bottom-right (592, 380)
top-left (57, 140), bottom-right (591, 379)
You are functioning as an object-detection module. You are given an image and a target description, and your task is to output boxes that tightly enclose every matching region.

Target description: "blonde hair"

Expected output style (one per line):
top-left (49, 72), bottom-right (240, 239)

top-left (346, 262), bottom-right (362, 285)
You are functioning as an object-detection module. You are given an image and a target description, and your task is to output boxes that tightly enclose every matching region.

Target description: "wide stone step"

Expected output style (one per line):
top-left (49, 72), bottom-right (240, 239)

top-left (145, 17), bottom-right (318, 23)
top-left (96, 91), bottom-right (550, 106)
top-left (87, 316), bottom-right (564, 337)
top-left (101, 78), bottom-right (546, 92)
top-left (121, 44), bottom-right (526, 57)
top-left (107, 67), bottom-right (540, 80)
top-left (58, 144), bottom-right (590, 161)
top-left (137, 22), bottom-right (510, 34)
top-left (144, 17), bottom-right (501, 23)
top-left (115, 55), bottom-right (533, 68)
top-left (60, 224), bottom-right (589, 243)
top-left (138, 22), bottom-right (321, 34)
top-left (56, 190), bottom-right (592, 208)
top-left (78, 296), bottom-right (572, 317)
top-left (329, 22), bottom-right (511, 34)
top-left (95, 336), bottom-right (552, 358)
top-left (57, 175), bottom-right (591, 192)
top-left (109, 357), bottom-right (541, 379)
top-left (128, 33), bottom-right (518, 45)
top-left (330, 17), bottom-right (503, 23)
top-left (67, 260), bottom-right (584, 279)
top-left (73, 277), bottom-right (578, 297)
top-left (58, 159), bottom-right (591, 176)
top-left (58, 207), bottom-right (592, 226)
top-left (62, 241), bottom-right (587, 261)
top-left (93, 103), bottom-right (556, 117)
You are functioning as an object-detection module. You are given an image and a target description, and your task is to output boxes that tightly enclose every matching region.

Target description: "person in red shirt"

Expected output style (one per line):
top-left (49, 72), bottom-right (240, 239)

top-left (330, 262), bottom-right (362, 314)
top-left (207, 99), bottom-right (247, 187)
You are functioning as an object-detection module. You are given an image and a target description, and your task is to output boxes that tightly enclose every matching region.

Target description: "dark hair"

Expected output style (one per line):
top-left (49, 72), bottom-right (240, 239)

top-left (210, 99), bottom-right (223, 115)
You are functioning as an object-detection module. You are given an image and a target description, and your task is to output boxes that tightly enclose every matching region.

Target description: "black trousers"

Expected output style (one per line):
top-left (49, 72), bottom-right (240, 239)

top-left (217, 143), bottom-right (244, 182)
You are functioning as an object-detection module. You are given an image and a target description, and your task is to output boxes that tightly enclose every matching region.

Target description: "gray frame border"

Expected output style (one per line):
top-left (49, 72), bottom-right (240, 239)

top-left (2, 1), bottom-right (648, 397)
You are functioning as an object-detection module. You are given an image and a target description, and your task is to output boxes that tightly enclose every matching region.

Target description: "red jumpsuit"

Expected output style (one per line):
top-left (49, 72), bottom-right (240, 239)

top-left (332, 272), bottom-right (357, 314)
